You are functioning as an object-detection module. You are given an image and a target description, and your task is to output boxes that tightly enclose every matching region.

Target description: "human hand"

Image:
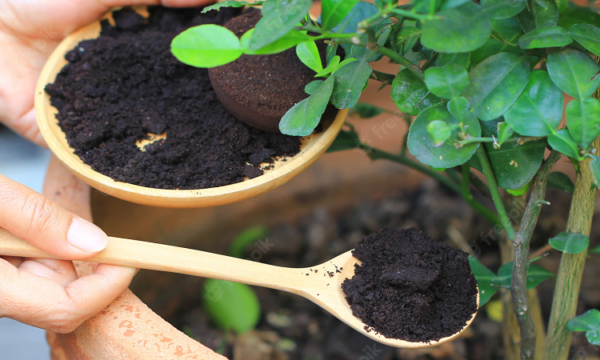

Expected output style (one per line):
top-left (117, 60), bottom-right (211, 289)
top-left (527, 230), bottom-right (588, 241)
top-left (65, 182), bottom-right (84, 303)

top-left (0, 0), bottom-right (215, 146)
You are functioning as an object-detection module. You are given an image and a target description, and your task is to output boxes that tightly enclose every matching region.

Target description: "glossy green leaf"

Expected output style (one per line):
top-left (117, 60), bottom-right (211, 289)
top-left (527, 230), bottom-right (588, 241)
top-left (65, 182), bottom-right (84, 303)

top-left (586, 328), bottom-right (600, 345)
top-left (321, 0), bottom-right (360, 31)
top-left (566, 98), bottom-right (600, 149)
top-left (437, 53), bottom-right (471, 68)
top-left (549, 232), bottom-right (589, 254)
top-left (547, 48), bottom-right (600, 99)
top-left (589, 155), bottom-right (600, 188)
top-left (591, 245), bottom-right (600, 254)
top-left (408, 104), bottom-right (481, 168)
top-left (424, 63), bottom-right (469, 99)
top-left (497, 122), bottom-right (514, 145)
top-left (548, 129), bottom-right (582, 159)
top-left (421, 2), bottom-right (492, 53)
top-left (350, 103), bottom-right (384, 118)
top-left (305, 80), bottom-right (324, 95)
top-left (315, 56), bottom-right (340, 77)
top-left (427, 120), bottom-right (452, 147)
top-left (506, 182), bottom-right (530, 196)
top-left (518, 0), bottom-right (558, 32)
top-left (567, 309), bottom-right (600, 331)
top-left (504, 70), bottom-right (563, 136)
top-left (296, 41), bottom-right (323, 73)
top-left (392, 69), bottom-right (441, 115)
top-left (249, 0), bottom-right (312, 50)
top-left (481, 0), bottom-right (526, 19)
top-left (171, 25), bottom-right (242, 68)
top-left (570, 24), bottom-right (600, 56)
top-left (396, 26), bottom-right (421, 55)
top-left (202, 1), bottom-right (264, 13)
top-left (280, 75), bottom-right (334, 136)
top-left (203, 279), bottom-right (261, 333)
top-left (558, 8), bottom-right (600, 31)
top-left (470, 18), bottom-right (525, 68)
top-left (240, 28), bottom-right (310, 55)
top-left (547, 172), bottom-right (575, 193)
top-left (518, 26), bottom-right (572, 49)
top-left (331, 1), bottom-right (378, 34)
top-left (327, 127), bottom-right (360, 153)
top-left (484, 137), bottom-right (545, 189)
top-left (495, 262), bottom-right (554, 289)
top-left (228, 227), bottom-right (269, 258)
top-left (463, 52), bottom-right (531, 121)
top-left (331, 60), bottom-right (372, 109)
top-left (468, 256), bottom-right (499, 306)
top-left (447, 96), bottom-right (470, 122)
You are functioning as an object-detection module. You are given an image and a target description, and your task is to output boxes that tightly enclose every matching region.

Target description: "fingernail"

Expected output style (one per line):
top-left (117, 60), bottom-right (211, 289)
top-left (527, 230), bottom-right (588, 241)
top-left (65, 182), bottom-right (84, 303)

top-left (67, 217), bottom-right (109, 252)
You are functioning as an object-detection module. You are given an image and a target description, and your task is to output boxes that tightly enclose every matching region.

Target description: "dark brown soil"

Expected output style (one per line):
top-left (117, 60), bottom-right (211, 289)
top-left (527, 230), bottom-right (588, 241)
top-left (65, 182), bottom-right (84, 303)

top-left (45, 7), bottom-right (301, 190)
top-left (342, 227), bottom-right (478, 342)
top-left (208, 9), bottom-right (323, 133)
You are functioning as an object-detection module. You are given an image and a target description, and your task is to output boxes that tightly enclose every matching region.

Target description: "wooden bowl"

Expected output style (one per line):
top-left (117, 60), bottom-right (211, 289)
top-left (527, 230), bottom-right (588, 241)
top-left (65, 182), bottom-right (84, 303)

top-left (34, 9), bottom-right (347, 208)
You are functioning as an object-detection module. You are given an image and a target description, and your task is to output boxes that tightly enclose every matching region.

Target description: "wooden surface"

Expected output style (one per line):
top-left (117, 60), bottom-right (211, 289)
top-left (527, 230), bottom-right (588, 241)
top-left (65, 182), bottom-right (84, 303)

top-left (34, 9), bottom-right (347, 208)
top-left (0, 228), bottom-right (478, 349)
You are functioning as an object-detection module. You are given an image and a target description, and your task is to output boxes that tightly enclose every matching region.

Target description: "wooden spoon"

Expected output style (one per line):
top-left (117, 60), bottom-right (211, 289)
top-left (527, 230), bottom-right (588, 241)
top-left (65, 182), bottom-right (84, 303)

top-left (0, 229), bottom-right (478, 348)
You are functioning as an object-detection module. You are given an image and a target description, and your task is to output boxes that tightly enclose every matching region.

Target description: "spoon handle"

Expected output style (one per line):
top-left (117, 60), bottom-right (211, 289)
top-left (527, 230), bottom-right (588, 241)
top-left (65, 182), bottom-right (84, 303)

top-left (0, 228), bottom-right (305, 293)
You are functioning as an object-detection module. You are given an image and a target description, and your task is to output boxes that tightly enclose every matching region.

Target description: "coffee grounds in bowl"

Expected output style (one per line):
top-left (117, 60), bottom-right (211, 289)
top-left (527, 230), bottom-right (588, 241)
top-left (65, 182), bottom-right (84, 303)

top-left (341, 227), bottom-right (478, 342)
top-left (45, 7), bottom-right (301, 190)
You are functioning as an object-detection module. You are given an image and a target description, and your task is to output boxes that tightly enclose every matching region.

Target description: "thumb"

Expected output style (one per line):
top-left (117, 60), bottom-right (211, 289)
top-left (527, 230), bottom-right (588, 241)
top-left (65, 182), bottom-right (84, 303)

top-left (0, 174), bottom-right (107, 260)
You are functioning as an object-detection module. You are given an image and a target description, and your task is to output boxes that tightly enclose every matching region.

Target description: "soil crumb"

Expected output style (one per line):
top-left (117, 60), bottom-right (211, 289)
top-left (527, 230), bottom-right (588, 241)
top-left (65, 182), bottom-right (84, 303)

top-left (342, 227), bottom-right (478, 342)
top-left (45, 7), bottom-right (301, 190)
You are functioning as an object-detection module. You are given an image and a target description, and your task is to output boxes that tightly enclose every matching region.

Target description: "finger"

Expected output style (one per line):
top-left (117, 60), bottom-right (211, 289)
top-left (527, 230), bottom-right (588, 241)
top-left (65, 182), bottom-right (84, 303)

top-left (1, 256), bottom-right (23, 268)
top-left (19, 259), bottom-right (78, 286)
top-left (0, 174), bottom-right (108, 260)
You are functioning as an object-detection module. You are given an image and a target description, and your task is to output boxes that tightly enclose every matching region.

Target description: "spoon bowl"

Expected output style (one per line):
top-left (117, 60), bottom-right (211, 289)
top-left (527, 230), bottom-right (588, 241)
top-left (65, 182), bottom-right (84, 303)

top-left (0, 229), bottom-right (478, 348)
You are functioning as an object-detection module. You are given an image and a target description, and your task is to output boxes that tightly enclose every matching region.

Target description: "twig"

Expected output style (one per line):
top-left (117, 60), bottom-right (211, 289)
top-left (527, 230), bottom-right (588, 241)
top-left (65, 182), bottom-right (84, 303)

top-left (529, 243), bottom-right (553, 259)
top-left (476, 146), bottom-right (516, 240)
top-left (511, 151), bottom-right (562, 360)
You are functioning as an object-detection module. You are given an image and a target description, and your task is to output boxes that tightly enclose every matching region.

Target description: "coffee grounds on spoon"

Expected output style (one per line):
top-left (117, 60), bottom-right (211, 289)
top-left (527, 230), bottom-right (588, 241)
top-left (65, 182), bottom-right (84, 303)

top-left (342, 227), bottom-right (478, 342)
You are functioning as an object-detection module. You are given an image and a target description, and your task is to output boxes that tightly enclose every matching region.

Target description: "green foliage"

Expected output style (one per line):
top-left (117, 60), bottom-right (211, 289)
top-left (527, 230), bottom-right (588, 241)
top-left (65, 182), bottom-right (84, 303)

top-left (330, 60), bottom-right (372, 109)
top-left (296, 41), bottom-right (323, 73)
top-left (427, 120), bottom-right (452, 147)
top-left (241, 29), bottom-right (310, 55)
top-left (547, 172), bottom-right (575, 193)
top-left (202, 1), bottom-right (264, 13)
top-left (570, 24), bottom-right (600, 56)
top-left (497, 122), bottom-right (514, 146)
top-left (518, 0), bottom-right (558, 32)
top-left (468, 256), bottom-right (499, 306)
top-left (171, 25), bottom-right (243, 68)
top-left (589, 155), bottom-right (600, 187)
top-left (424, 63), bottom-right (469, 99)
top-left (481, 0), bottom-right (526, 19)
top-left (392, 69), bottom-right (441, 115)
top-left (568, 309), bottom-right (600, 345)
top-left (349, 103), bottom-right (384, 118)
top-left (304, 80), bottom-right (323, 95)
top-left (547, 48), bottom-right (600, 99)
top-left (203, 279), bottom-right (261, 333)
top-left (591, 245), bottom-right (600, 254)
top-left (321, 0), bottom-right (360, 31)
top-left (517, 26), bottom-right (572, 49)
top-left (566, 98), bottom-right (600, 149)
top-left (326, 127), bottom-right (361, 153)
top-left (548, 129), bottom-right (583, 160)
top-left (496, 262), bottom-right (555, 290)
top-left (280, 75), bottom-right (334, 136)
top-left (249, 0), bottom-right (312, 50)
top-left (549, 232), bottom-right (589, 254)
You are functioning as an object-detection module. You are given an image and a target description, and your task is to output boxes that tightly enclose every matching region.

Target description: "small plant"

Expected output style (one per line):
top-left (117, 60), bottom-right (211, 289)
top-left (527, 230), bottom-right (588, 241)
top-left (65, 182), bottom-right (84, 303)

top-left (173, 1), bottom-right (600, 359)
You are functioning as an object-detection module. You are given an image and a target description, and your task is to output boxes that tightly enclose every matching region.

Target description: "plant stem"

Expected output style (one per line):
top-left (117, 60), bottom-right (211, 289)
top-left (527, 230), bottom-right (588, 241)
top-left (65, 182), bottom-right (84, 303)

top-left (459, 136), bottom-right (546, 146)
top-left (476, 146), bottom-right (516, 240)
top-left (511, 151), bottom-right (562, 360)
top-left (545, 141), bottom-right (599, 359)
top-left (359, 143), bottom-right (501, 225)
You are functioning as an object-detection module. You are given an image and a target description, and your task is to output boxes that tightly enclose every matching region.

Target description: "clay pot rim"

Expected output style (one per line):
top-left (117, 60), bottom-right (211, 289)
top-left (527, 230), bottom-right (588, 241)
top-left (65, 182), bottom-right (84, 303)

top-left (35, 6), bottom-right (347, 209)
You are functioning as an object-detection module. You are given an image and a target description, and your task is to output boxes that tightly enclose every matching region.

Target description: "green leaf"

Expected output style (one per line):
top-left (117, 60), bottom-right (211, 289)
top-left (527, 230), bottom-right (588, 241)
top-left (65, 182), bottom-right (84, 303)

top-left (321, 0), bottom-right (360, 31)
top-left (408, 104), bottom-right (481, 168)
top-left (518, 26), bottom-right (572, 49)
top-left (350, 22), bottom-right (393, 62)
top-left (427, 120), bottom-right (452, 147)
top-left (315, 56), bottom-right (340, 77)
top-left (396, 26), bottom-right (421, 55)
top-left (567, 309), bottom-right (600, 331)
top-left (228, 226), bottom-right (269, 258)
top-left (518, 0), bottom-right (558, 32)
top-left (424, 63), bottom-right (469, 99)
top-left (331, 1), bottom-right (378, 34)
top-left (547, 48), bottom-right (600, 99)
top-left (203, 279), bottom-right (261, 333)
top-left (305, 80), bottom-right (324, 95)
top-left (171, 25), bottom-right (243, 68)
top-left (566, 98), bottom-right (600, 149)
top-left (202, 1), bottom-right (264, 13)
top-left (392, 69), bottom-right (441, 115)
top-left (497, 122), bottom-right (514, 146)
top-left (249, 0), bottom-right (312, 50)
top-left (421, 2), bottom-right (492, 53)
top-left (586, 328), bottom-right (600, 345)
top-left (481, 0), bottom-right (527, 19)
top-left (296, 41), bottom-right (323, 73)
top-left (589, 155), bottom-right (600, 187)
top-left (330, 60), bottom-right (372, 109)
top-left (470, 17), bottom-right (525, 68)
top-left (570, 24), bottom-right (600, 57)
top-left (548, 129), bottom-right (582, 159)
top-left (504, 70), bottom-right (563, 136)
top-left (484, 136), bottom-right (545, 189)
top-left (468, 256), bottom-right (499, 306)
top-left (241, 28), bottom-right (310, 55)
top-left (280, 75), bottom-right (334, 136)
top-left (437, 52), bottom-right (471, 68)
top-left (496, 262), bottom-right (555, 289)
top-left (506, 182), bottom-right (530, 196)
top-left (591, 245), bottom-right (600, 254)
top-left (349, 103), bottom-right (384, 118)
top-left (547, 172), bottom-right (575, 193)
top-left (558, 8), bottom-right (600, 31)
top-left (463, 52), bottom-right (531, 121)
top-left (327, 127), bottom-right (361, 153)
top-left (447, 96), bottom-right (469, 122)
top-left (549, 232), bottom-right (589, 254)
